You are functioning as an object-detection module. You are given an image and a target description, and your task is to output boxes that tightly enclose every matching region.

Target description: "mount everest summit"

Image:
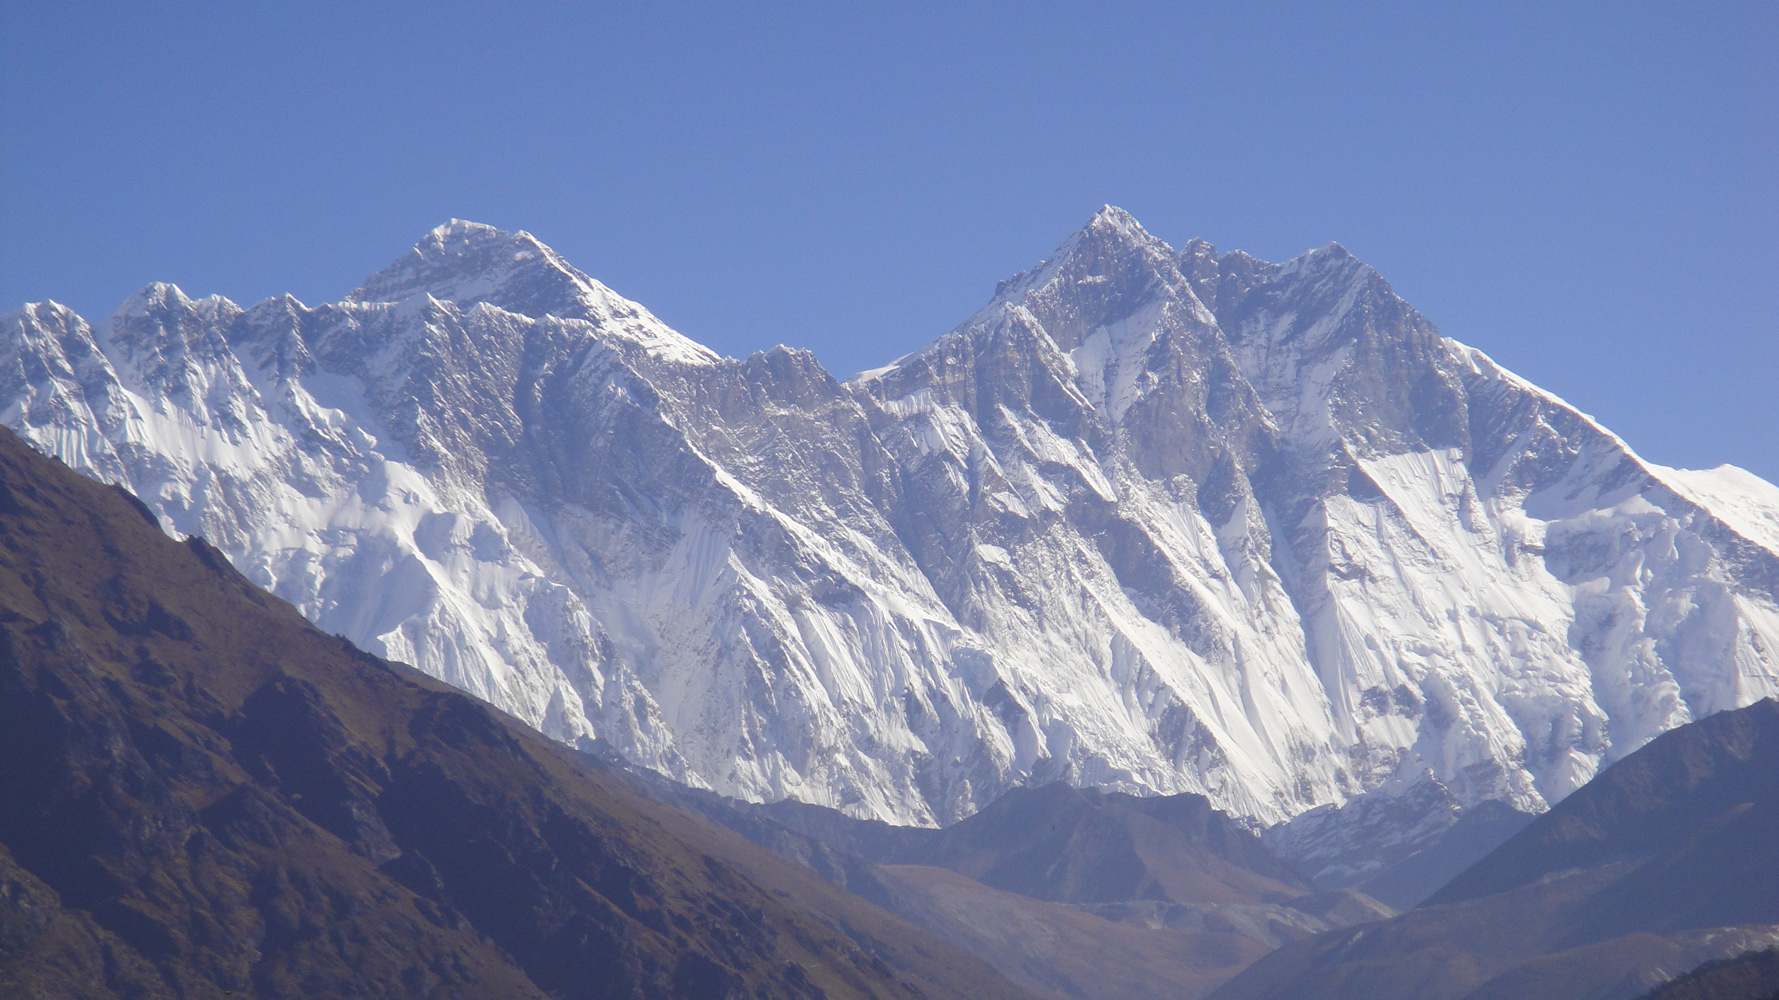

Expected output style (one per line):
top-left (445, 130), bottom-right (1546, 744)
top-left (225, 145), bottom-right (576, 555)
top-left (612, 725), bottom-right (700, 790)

top-left (6, 207), bottom-right (1778, 869)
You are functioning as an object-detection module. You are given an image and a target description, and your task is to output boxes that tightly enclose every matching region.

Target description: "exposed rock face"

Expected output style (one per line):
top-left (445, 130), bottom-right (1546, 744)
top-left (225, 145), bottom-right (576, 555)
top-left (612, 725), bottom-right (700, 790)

top-left (4, 209), bottom-right (1777, 851)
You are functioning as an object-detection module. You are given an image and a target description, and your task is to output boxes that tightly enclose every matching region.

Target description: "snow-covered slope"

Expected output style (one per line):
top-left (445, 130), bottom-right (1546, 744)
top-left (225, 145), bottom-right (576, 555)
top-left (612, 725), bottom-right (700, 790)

top-left (5, 212), bottom-right (1777, 861)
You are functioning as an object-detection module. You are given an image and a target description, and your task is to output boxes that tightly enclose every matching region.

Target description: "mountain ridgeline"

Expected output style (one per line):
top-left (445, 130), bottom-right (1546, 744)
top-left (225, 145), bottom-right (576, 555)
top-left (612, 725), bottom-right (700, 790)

top-left (6, 208), bottom-right (1779, 872)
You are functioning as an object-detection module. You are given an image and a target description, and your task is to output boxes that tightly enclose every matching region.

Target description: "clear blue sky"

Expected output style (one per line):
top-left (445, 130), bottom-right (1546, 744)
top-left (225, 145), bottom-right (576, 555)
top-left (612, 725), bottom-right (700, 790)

top-left (4, 2), bottom-right (1774, 481)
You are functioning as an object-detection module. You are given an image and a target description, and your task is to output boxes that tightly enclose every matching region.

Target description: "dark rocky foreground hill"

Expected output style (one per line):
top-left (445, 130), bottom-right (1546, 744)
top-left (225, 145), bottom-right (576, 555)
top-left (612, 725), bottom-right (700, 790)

top-left (0, 426), bottom-right (1039, 1000)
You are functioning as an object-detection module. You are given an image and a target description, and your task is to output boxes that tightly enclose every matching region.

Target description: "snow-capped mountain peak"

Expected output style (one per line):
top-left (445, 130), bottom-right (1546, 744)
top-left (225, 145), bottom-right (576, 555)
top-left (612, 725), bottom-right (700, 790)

top-left (349, 219), bottom-right (563, 311)
top-left (971, 205), bottom-right (1194, 347)
top-left (5, 210), bottom-right (1777, 867)
top-left (350, 219), bottom-right (718, 366)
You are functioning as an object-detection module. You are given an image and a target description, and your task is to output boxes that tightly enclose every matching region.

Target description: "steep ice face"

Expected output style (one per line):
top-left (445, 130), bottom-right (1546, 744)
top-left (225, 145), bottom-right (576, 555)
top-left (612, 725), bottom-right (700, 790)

top-left (0, 287), bottom-right (614, 747)
top-left (4, 209), bottom-right (1777, 848)
top-left (849, 208), bottom-right (1779, 847)
top-left (848, 209), bottom-right (1340, 822)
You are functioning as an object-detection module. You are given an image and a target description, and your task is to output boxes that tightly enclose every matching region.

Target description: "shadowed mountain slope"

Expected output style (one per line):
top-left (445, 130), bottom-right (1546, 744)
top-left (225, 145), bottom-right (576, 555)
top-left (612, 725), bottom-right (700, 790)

top-left (1429, 698), bottom-right (1779, 918)
top-left (1347, 800), bottom-right (1537, 909)
top-left (1630, 948), bottom-right (1779, 1000)
top-left (0, 426), bottom-right (1040, 1000)
top-left (1208, 698), bottom-right (1779, 1000)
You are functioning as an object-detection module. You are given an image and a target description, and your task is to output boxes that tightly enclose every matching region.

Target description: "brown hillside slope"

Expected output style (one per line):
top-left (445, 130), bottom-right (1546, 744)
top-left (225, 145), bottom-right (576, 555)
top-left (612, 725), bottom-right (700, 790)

top-left (0, 427), bottom-right (1041, 1000)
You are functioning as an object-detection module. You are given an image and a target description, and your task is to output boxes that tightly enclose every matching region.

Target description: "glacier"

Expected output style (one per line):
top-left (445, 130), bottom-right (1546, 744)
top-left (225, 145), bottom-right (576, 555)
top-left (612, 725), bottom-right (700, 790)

top-left (5, 208), bottom-right (1777, 863)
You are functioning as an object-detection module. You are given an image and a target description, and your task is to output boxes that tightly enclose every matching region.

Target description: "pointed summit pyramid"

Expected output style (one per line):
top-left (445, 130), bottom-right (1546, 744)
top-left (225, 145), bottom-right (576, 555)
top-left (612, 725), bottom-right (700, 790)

top-left (350, 219), bottom-right (576, 316)
top-left (956, 205), bottom-right (1207, 357)
top-left (1081, 203), bottom-right (1146, 236)
top-left (349, 220), bottom-right (717, 365)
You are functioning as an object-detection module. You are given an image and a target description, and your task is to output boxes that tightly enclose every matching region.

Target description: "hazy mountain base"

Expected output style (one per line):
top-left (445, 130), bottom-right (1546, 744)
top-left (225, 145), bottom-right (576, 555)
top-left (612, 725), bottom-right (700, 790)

top-left (610, 764), bottom-right (1395, 1000)
top-left (868, 864), bottom-right (1272, 1000)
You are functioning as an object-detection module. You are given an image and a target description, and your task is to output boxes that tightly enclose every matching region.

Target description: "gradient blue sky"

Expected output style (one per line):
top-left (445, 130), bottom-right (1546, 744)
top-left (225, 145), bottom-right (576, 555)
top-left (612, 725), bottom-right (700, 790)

top-left (4, 2), bottom-right (1775, 480)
